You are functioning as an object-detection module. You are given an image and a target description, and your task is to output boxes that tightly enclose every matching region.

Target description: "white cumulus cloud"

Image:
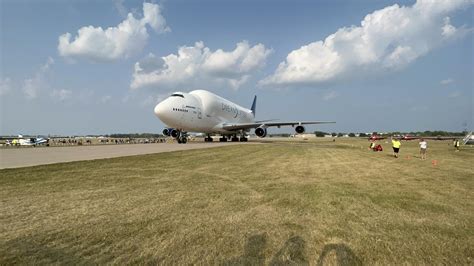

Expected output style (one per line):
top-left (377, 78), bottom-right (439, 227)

top-left (58, 3), bottom-right (169, 62)
top-left (113, 0), bottom-right (128, 18)
top-left (440, 78), bottom-right (454, 85)
top-left (22, 57), bottom-right (55, 99)
top-left (0, 77), bottom-right (12, 96)
top-left (51, 89), bottom-right (73, 101)
top-left (323, 90), bottom-right (340, 101)
top-left (131, 41), bottom-right (272, 90)
top-left (260, 0), bottom-right (473, 87)
top-left (448, 91), bottom-right (461, 98)
top-left (100, 95), bottom-right (112, 103)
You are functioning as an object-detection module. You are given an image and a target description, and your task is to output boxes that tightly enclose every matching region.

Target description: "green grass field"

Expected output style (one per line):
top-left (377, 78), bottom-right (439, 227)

top-left (1, 139), bottom-right (473, 264)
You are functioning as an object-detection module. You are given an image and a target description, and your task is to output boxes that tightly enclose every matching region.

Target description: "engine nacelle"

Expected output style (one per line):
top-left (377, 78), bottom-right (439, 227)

top-left (170, 129), bottom-right (180, 139)
top-left (255, 127), bottom-right (267, 138)
top-left (295, 125), bottom-right (305, 134)
top-left (162, 128), bottom-right (171, 136)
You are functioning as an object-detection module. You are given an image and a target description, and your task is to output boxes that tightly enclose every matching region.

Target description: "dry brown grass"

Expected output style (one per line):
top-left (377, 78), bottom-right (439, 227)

top-left (0, 139), bottom-right (473, 264)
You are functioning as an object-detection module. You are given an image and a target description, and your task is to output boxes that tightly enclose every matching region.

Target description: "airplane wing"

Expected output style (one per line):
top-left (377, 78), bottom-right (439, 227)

top-left (222, 121), bottom-right (335, 131)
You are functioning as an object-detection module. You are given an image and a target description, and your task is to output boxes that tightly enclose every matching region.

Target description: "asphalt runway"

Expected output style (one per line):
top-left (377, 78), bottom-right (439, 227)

top-left (0, 142), bottom-right (244, 169)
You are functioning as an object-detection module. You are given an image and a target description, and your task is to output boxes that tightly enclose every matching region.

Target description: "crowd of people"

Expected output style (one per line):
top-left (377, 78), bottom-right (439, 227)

top-left (0, 138), bottom-right (167, 147)
top-left (369, 137), bottom-right (462, 159)
top-left (50, 138), bottom-right (167, 146)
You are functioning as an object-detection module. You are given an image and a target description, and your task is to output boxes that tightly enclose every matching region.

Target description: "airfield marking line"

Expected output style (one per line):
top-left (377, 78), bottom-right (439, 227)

top-left (0, 143), bottom-right (254, 169)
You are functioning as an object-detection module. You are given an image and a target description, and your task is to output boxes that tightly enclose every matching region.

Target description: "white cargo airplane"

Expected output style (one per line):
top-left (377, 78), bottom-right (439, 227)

top-left (154, 90), bottom-right (335, 143)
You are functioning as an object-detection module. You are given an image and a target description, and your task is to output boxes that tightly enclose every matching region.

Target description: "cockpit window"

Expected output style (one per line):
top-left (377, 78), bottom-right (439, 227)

top-left (171, 93), bottom-right (184, 98)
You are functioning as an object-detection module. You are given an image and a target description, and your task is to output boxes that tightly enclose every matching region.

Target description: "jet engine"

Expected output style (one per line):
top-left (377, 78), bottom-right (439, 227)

top-left (295, 125), bottom-right (305, 134)
top-left (162, 128), bottom-right (170, 136)
top-left (170, 129), bottom-right (180, 138)
top-left (255, 127), bottom-right (267, 138)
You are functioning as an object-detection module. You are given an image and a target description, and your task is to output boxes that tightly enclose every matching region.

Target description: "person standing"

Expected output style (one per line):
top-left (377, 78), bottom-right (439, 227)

top-left (419, 138), bottom-right (427, 160)
top-left (369, 141), bottom-right (375, 151)
top-left (454, 139), bottom-right (460, 151)
top-left (392, 137), bottom-right (401, 158)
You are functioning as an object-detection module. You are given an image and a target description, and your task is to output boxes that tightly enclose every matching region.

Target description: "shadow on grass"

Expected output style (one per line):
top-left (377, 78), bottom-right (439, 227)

top-left (1, 235), bottom-right (92, 264)
top-left (316, 243), bottom-right (362, 266)
top-left (223, 233), bottom-right (267, 265)
top-left (269, 235), bottom-right (308, 265)
top-left (223, 234), bottom-right (360, 266)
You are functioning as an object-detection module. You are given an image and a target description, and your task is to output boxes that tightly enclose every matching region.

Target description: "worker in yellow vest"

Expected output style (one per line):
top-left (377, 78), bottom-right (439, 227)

top-left (454, 139), bottom-right (460, 151)
top-left (369, 141), bottom-right (375, 151)
top-left (391, 138), bottom-right (401, 158)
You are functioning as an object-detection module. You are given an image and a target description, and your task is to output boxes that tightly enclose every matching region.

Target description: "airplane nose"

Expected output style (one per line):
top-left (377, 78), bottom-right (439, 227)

top-left (154, 102), bottom-right (164, 118)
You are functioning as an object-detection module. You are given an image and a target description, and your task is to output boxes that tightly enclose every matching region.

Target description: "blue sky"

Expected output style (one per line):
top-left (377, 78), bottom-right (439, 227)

top-left (1, 0), bottom-right (472, 135)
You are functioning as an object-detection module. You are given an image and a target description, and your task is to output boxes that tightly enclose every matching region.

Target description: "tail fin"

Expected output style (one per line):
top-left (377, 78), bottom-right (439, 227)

top-left (250, 95), bottom-right (257, 117)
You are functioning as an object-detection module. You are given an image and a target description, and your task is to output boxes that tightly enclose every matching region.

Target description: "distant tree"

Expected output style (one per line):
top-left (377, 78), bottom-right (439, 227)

top-left (331, 132), bottom-right (337, 137)
top-left (348, 133), bottom-right (356, 137)
top-left (359, 133), bottom-right (367, 137)
top-left (337, 133), bottom-right (344, 137)
top-left (314, 131), bottom-right (328, 137)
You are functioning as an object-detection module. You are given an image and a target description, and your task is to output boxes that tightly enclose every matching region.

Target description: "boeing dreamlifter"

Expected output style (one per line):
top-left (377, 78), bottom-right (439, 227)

top-left (154, 90), bottom-right (335, 143)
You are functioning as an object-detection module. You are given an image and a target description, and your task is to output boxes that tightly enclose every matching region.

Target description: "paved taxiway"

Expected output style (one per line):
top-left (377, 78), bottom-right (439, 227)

top-left (0, 143), bottom-right (245, 169)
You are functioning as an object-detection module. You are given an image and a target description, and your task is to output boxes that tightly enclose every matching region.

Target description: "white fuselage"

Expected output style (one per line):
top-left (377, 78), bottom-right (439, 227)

top-left (154, 90), bottom-right (254, 134)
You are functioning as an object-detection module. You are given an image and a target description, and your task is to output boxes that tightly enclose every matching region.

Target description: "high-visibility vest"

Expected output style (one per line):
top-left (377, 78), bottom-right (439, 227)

top-left (392, 140), bottom-right (401, 148)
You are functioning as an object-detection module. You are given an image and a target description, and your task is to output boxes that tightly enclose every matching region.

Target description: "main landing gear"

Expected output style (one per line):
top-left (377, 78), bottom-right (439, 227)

top-left (219, 135), bottom-right (248, 142)
top-left (204, 135), bottom-right (213, 142)
top-left (204, 135), bottom-right (247, 142)
top-left (176, 132), bottom-right (187, 144)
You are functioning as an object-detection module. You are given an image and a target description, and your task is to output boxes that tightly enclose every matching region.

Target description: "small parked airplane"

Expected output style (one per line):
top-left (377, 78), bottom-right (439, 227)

top-left (7, 135), bottom-right (49, 146)
top-left (368, 134), bottom-right (388, 141)
top-left (154, 90), bottom-right (335, 143)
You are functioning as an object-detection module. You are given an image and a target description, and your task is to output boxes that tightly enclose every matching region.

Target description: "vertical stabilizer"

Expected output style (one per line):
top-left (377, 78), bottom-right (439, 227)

top-left (250, 95), bottom-right (257, 117)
